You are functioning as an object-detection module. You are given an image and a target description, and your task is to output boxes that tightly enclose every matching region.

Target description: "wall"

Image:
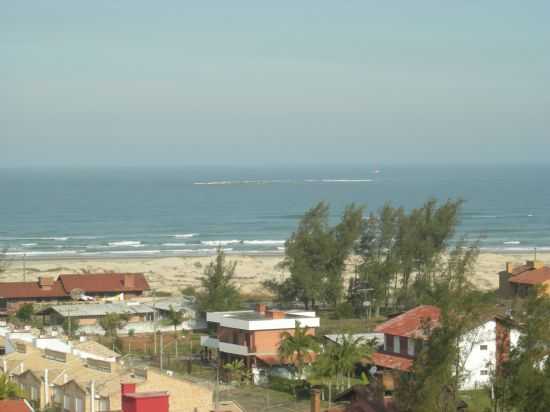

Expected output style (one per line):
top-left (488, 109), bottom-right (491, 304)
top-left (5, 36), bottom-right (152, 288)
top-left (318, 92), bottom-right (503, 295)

top-left (14, 371), bottom-right (43, 410)
top-left (137, 370), bottom-right (213, 412)
top-left (252, 328), bottom-right (315, 354)
top-left (459, 320), bottom-right (496, 390)
top-left (58, 380), bottom-right (88, 412)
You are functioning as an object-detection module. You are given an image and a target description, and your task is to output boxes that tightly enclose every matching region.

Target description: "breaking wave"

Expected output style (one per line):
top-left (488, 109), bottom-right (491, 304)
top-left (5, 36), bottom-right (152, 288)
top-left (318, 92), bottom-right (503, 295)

top-left (108, 241), bottom-right (143, 247)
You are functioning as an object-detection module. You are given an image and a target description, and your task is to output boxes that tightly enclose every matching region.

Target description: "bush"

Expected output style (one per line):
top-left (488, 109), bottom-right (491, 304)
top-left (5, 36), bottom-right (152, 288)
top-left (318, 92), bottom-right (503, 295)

top-left (332, 302), bottom-right (354, 319)
top-left (181, 286), bottom-right (197, 297)
top-left (269, 376), bottom-right (311, 399)
top-left (16, 303), bottom-right (34, 322)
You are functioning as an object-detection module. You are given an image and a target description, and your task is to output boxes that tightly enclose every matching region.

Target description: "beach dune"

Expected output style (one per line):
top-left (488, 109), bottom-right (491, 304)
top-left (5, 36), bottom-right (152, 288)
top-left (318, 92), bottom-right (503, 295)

top-left (1, 253), bottom-right (547, 296)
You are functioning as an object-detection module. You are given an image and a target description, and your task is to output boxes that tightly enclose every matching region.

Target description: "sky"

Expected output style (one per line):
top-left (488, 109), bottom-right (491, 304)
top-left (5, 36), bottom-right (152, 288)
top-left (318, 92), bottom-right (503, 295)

top-left (1, 1), bottom-right (549, 167)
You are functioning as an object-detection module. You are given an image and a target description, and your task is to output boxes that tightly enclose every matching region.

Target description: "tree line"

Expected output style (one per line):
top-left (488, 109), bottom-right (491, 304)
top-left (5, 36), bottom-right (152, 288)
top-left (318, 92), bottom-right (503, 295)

top-left (260, 198), bottom-right (471, 315)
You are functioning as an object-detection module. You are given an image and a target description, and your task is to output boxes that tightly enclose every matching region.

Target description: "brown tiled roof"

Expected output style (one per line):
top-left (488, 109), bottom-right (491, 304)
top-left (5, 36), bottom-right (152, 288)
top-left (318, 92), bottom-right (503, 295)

top-left (375, 305), bottom-right (440, 338)
top-left (0, 280), bottom-right (67, 299)
top-left (371, 352), bottom-right (413, 372)
top-left (0, 273), bottom-right (149, 300)
top-left (509, 266), bottom-right (550, 285)
top-left (0, 400), bottom-right (33, 412)
top-left (59, 273), bottom-right (150, 293)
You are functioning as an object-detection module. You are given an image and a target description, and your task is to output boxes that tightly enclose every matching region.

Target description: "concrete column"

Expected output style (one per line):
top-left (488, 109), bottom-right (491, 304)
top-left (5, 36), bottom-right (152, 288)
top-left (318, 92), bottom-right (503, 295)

top-left (44, 369), bottom-right (49, 408)
top-left (311, 389), bottom-right (321, 412)
top-left (90, 380), bottom-right (95, 412)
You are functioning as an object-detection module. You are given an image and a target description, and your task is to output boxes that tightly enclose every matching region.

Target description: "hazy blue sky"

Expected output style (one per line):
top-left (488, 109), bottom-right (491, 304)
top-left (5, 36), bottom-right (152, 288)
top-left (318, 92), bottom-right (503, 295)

top-left (2, 1), bottom-right (549, 167)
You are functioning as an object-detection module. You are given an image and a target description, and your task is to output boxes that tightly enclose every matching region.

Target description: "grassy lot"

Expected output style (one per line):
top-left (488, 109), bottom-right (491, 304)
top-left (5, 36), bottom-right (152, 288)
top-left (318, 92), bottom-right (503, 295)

top-left (220, 385), bottom-right (320, 412)
top-left (460, 389), bottom-right (492, 412)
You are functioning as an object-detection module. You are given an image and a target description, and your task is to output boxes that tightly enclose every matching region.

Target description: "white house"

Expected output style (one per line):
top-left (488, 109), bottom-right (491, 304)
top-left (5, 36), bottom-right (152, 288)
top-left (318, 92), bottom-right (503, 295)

top-left (371, 305), bottom-right (520, 390)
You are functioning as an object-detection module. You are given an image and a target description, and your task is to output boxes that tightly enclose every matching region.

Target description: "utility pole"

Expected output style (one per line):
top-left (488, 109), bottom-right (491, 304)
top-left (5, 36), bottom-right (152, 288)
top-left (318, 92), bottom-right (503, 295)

top-left (160, 332), bottom-right (164, 372)
top-left (23, 253), bottom-right (26, 282)
top-left (153, 289), bottom-right (157, 355)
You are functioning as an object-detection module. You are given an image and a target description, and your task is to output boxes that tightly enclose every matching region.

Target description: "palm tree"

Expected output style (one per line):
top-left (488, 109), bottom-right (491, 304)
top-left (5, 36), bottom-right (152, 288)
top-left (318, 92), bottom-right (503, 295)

top-left (0, 373), bottom-right (22, 400)
top-left (278, 321), bottom-right (320, 380)
top-left (333, 334), bottom-right (373, 389)
top-left (223, 359), bottom-right (246, 385)
top-left (162, 305), bottom-right (190, 359)
top-left (311, 344), bottom-right (339, 407)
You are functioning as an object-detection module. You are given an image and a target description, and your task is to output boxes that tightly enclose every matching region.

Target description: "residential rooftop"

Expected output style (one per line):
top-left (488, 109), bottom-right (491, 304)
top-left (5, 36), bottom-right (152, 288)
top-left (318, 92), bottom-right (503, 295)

top-left (0, 273), bottom-right (149, 300)
top-left (375, 305), bottom-right (441, 339)
top-left (508, 262), bottom-right (550, 285)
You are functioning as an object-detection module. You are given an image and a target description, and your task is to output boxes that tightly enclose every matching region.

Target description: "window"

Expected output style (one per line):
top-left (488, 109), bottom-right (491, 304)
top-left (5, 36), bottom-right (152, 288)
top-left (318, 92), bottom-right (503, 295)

top-left (53, 387), bottom-right (63, 404)
top-left (75, 397), bottom-right (84, 412)
top-left (480, 344), bottom-right (488, 351)
top-left (64, 395), bottom-right (73, 411)
top-left (30, 385), bottom-right (38, 400)
top-left (385, 335), bottom-right (392, 351)
top-left (393, 336), bottom-right (400, 353)
top-left (98, 398), bottom-right (110, 412)
top-left (480, 370), bottom-right (489, 376)
top-left (407, 339), bottom-right (415, 356)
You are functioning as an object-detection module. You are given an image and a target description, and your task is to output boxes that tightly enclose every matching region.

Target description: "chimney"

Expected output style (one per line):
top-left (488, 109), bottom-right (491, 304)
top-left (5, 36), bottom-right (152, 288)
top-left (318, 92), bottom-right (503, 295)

top-left (123, 274), bottom-right (135, 289)
top-left (121, 383), bottom-right (136, 396)
top-left (121, 384), bottom-right (169, 412)
top-left (266, 310), bottom-right (286, 319)
top-left (495, 318), bottom-right (511, 372)
top-left (310, 389), bottom-right (321, 412)
top-left (256, 303), bottom-right (267, 315)
top-left (505, 262), bottom-right (514, 274)
top-left (38, 277), bottom-right (54, 289)
top-left (526, 260), bottom-right (544, 270)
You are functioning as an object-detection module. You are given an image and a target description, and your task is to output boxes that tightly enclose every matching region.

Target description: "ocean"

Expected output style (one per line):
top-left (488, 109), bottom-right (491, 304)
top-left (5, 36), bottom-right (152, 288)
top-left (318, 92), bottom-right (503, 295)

top-left (1, 165), bottom-right (549, 259)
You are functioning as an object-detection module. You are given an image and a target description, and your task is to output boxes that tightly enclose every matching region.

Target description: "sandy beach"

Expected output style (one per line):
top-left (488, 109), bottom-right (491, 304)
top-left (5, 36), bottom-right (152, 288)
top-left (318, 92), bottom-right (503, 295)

top-left (1, 252), bottom-right (548, 296)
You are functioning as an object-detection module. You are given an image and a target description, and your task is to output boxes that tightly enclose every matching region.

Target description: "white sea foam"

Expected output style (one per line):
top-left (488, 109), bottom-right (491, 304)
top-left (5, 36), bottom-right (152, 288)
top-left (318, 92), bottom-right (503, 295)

top-left (277, 246), bottom-right (285, 251)
top-left (194, 180), bottom-right (285, 185)
top-left (108, 250), bottom-right (160, 255)
top-left (21, 243), bottom-right (37, 247)
top-left (321, 179), bottom-right (373, 183)
top-left (503, 241), bottom-right (521, 245)
top-left (304, 178), bottom-right (372, 183)
top-left (6, 250), bottom-right (79, 256)
top-left (162, 243), bottom-right (189, 247)
top-left (242, 240), bottom-right (285, 245)
top-left (108, 241), bottom-right (143, 247)
top-left (201, 240), bottom-right (241, 246)
top-left (173, 233), bottom-right (198, 238)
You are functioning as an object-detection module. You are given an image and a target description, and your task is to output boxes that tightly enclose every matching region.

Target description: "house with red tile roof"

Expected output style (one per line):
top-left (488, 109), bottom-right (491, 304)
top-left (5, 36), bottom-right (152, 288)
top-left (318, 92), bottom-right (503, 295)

top-left (0, 273), bottom-right (149, 316)
top-left (371, 305), bottom-right (440, 373)
top-left (371, 305), bottom-right (511, 390)
top-left (499, 260), bottom-right (550, 298)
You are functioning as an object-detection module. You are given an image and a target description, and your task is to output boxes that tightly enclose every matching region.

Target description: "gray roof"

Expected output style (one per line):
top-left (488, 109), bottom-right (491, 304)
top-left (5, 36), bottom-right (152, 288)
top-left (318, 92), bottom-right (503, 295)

top-left (39, 302), bottom-right (155, 318)
top-left (152, 297), bottom-right (196, 313)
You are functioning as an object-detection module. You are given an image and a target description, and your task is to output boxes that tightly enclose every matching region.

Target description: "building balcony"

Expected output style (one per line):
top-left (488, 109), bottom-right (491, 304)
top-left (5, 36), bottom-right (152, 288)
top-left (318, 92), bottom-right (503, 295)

top-left (200, 336), bottom-right (219, 349)
top-left (218, 342), bottom-right (250, 356)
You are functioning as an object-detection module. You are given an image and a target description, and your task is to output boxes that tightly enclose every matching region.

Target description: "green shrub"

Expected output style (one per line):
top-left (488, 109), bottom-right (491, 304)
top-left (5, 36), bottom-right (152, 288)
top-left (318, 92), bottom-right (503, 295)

top-left (16, 303), bottom-right (34, 322)
top-left (332, 302), bottom-right (354, 319)
top-left (269, 376), bottom-right (311, 399)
